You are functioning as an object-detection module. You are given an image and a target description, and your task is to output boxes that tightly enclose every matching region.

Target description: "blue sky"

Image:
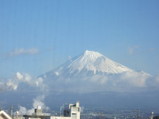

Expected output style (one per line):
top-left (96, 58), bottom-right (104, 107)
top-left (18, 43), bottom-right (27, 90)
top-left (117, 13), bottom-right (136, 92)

top-left (0, 0), bottom-right (159, 77)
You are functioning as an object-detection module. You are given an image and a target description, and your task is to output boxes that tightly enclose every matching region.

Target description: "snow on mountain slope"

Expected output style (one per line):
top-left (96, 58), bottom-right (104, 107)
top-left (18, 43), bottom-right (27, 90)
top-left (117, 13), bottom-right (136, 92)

top-left (68, 50), bottom-right (133, 74)
top-left (44, 50), bottom-right (134, 79)
top-left (42, 50), bottom-right (150, 93)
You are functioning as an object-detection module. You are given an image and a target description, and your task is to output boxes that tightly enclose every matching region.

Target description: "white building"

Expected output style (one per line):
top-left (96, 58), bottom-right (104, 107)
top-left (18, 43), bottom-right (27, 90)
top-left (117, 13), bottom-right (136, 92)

top-left (64, 102), bottom-right (80, 119)
top-left (23, 102), bottom-right (81, 119)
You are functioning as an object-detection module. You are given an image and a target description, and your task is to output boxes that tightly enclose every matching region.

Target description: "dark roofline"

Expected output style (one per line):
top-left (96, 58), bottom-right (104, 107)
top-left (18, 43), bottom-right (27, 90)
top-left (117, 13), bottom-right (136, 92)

top-left (23, 115), bottom-right (50, 118)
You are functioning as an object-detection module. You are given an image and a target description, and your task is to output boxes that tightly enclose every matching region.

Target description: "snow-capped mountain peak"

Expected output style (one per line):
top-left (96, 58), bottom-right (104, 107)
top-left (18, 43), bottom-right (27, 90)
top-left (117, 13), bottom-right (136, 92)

top-left (67, 50), bottom-right (133, 74)
top-left (83, 50), bottom-right (103, 59)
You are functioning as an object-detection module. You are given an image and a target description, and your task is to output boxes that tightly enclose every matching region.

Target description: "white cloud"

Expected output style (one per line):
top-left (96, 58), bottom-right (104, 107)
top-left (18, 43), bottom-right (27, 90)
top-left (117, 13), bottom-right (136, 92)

top-left (6, 80), bottom-right (18, 90)
top-left (155, 75), bottom-right (159, 83)
top-left (16, 72), bottom-right (32, 85)
top-left (0, 72), bottom-right (47, 92)
top-left (120, 71), bottom-right (150, 87)
top-left (8, 48), bottom-right (39, 57)
top-left (16, 72), bottom-right (24, 80)
top-left (15, 72), bottom-right (47, 92)
top-left (0, 80), bottom-right (18, 91)
top-left (0, 70), bottom-right (157, 94)
top-left (45, 70), bottom-right (152, 93)
top-left (84, 71), bottom-right (151, 92)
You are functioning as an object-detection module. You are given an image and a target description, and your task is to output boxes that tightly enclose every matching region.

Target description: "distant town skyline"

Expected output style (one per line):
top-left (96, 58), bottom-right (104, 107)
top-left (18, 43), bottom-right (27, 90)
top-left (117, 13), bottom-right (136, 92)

top-left (0, 0), bottom-right (159, 77)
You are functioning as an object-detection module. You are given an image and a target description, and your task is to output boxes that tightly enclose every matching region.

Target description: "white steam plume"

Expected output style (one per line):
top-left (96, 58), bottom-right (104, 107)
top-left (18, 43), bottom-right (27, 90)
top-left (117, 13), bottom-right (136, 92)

top-left (18, 95), bottom-right (49, 115)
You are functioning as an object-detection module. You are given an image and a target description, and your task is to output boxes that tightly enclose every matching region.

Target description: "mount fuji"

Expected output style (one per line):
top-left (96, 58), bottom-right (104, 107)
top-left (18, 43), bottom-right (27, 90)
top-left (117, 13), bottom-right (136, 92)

top-left (42, 50), bottom-right (150, 93)
top-left (1, 50), bottom-right (159, 112)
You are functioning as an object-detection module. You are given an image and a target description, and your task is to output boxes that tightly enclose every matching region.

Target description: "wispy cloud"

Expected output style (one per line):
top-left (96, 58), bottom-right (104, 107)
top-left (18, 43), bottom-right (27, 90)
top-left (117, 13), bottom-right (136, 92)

top-left (41, 70), bottom-right (153, 93)
top-left (8, 48), bottom-right (39, 57)
top-left (0, 71), bottom-right (159, 95)
top-left (128, 46), bottom-right (139, 55)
